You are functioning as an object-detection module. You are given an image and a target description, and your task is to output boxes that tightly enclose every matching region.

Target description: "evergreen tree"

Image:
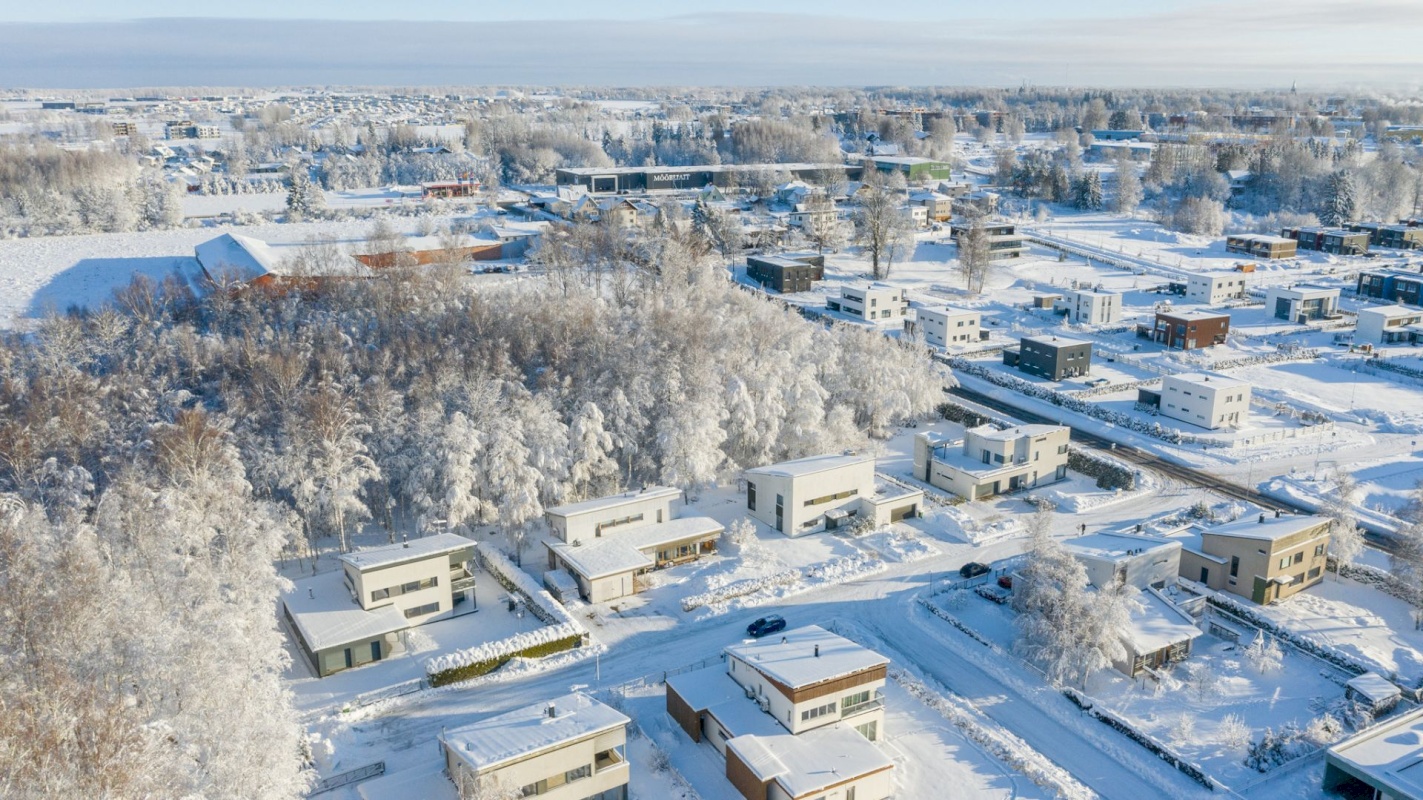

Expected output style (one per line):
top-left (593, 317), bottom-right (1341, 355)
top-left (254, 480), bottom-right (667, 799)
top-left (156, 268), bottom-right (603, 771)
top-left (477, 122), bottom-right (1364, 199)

top-left (1323, 170), bottom-right (1357, 226)
top-left (285, 163), bottom-right (324, 221)
top-left (1073, 172), bottom-right (1104, 210)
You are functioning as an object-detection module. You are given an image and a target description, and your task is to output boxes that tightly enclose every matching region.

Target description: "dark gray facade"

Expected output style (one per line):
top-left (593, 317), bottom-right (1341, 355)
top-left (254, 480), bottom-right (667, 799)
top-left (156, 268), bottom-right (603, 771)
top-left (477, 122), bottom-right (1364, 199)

top-left (1004, 336), bottom-right (1092, 381)
top-left (746, 254), bottom-right (825, 293)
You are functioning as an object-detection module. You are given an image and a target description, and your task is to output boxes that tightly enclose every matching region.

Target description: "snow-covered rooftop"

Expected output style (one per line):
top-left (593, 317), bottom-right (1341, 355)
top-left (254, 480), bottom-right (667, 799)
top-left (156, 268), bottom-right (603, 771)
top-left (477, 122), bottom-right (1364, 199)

top-left (338, 532), bottom-right (474, 573)
top-left (1120, 588), bottom-right (1202, 656)
top-left (1157, 309), bottom-right (1230, 321)
top-left (547, 538), bottom-right (651, 581)
top-left (1358, 305), bottom-right (1423, 321)
top-left (1267, 284), bottom-right (1338, 298)
top-left (1328, 706), bottom-right (1423, 798)
top-left (1021, 334), bottom-right (1090, 348)
top-left (193, 231), bottom-right (369, 280)
top-left (1063, 532), bottom-right (1180, 562)
top-left (967, 423), bottom-right (1064, 442)
top-left (1347, 672), bottom-right (1402, 705)
top-left (1164, 372), bottom-right (1248, 391)
top-left (442, 692), bottom-right (629, 773)
top-left (281, 569), bottom-right (408, 653)
top-left (667, 668), bottom-right (785, 738)
top-left (618, 516), bottom-right (723, 550)
top-left (726, 625), bottom-right (888, 689)
top-left (745, 453), bottom-right (873, 480)
top-left (1205, 513), bottom-right (1329, 543)
top-left (726, 727), bottom-right (894, 798)
top-left (545, 486), bottom-right (681, 519)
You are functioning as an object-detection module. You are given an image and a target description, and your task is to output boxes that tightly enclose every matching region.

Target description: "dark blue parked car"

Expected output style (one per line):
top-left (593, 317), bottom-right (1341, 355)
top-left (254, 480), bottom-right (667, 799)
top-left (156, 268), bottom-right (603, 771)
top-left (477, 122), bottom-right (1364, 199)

top-left (746, 614), bottom-right (787, 638)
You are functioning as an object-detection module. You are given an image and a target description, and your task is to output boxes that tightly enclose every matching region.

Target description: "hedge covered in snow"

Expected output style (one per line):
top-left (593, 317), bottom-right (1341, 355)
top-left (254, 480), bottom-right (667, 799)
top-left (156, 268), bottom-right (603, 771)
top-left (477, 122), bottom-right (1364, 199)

top-left (425, 542), bottom-right (590, 686)
top-left (1067, 449), bottom-right (1137, 491)
top-left (1063, 688), bottom-right (1216, 790)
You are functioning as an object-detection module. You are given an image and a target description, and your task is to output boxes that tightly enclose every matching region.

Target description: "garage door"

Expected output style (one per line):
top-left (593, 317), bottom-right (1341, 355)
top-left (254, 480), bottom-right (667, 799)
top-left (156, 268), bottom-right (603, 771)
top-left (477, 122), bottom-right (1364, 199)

top-left (890, 504), bottom-right (916, 522)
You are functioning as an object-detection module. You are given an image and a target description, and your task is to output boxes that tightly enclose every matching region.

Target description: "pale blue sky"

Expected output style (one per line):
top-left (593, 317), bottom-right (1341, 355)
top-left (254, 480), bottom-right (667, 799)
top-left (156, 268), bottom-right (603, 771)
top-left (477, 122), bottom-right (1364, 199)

top-left (7, 0), bottom-right (1193, 23)
top-left (0, 1), bottom-right (1416, 89)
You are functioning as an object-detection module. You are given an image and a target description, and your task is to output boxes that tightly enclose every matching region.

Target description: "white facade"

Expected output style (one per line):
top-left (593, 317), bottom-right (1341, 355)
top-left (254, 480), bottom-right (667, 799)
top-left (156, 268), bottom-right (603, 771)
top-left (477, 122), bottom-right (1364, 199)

top-left (828, 284), bottom-right (909, 322)
top-left (1062, 533), bottom-right (1183, 590)
top-left (743, 455), bottom-right (921, 536)
top-left (725, 627), bottom-right (889, 739)
top-left (909, 306), bottom-right (980, 348)
top-left (544, 486), bottom-right (681, 544)
top-left (1187, 272), bottom-right (1249, 305)
top-left (913, 425), bottom-right (1070, 501)
top-left (1356, 305), bottom-right (1423, 344)
top-left (441, 693), bottom-right (630, 800)
top-left (1158, 372), bottom-right (1250, 430)
top-left (1057, 289), bottom-right (1122, 325)
top-left (1264, 285), bottom-right (1340, 322)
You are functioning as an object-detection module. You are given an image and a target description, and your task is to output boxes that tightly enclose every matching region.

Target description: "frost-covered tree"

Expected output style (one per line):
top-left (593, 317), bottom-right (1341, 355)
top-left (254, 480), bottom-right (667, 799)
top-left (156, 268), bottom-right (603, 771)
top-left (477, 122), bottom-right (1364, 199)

top-left (1322, 170), bottom-right (1357, 226)
top-left (956, 215), bottom-right (993, 295)
top-left (1073, 171), bottom-right (1104, 210)
top-left (1244, 631), bottom-right (1284, 674)
top-left (854, 170), bottom-right (916, 280)
top-left (1324, 469), bottom-right (1364, 577)
top-left (1113, 156), bottom-right (1143, 215)
top-left (568, 401), bottom-right (619, 500)
top-left (285, 163), bottom-right (324, 221)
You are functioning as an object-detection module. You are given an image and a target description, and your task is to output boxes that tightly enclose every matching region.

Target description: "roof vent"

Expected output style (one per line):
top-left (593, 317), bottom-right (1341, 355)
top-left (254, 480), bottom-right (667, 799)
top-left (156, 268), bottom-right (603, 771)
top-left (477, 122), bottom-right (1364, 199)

top-left (1275, 509), bottom-right (1282, 518)
top-left (547, 704), bottom-right (558, 719)
top-left (1258, 513), bottom-right (1266, 524)
top-left (814, 644), bottom-right (821, 658)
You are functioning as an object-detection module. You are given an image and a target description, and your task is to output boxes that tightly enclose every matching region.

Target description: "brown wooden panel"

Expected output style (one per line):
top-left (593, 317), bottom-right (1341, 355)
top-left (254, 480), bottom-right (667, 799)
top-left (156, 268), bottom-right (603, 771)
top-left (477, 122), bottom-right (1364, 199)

top-left (789, 664), bottom-right (888, 704)
top-left (665, 685), bottom-right (702, 743)
top-left (726, 745), bottom-right (771, 800)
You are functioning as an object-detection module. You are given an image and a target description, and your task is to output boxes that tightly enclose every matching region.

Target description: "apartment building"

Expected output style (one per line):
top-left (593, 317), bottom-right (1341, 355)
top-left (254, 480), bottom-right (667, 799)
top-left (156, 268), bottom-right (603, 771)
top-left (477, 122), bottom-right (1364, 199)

top-left (746, 254), bottom-right (825, 294)
top-left (950, 220), bottom-right (1026, 260)
top-left (1187, 272), bottom-right (1250, 305)
top-left (906, 306), bottom-right (981, 348)
top-left (543, 488), bottom-right (722, 604)
top-left (1350, 222), bottom-right (1423, 250)
top-left (1356, 304), bottom-right (1423, 344)
top-left (1141, 310), bottom-right (1231, 350)
top-left (441, 693), bottom-right (630, 800)
top-left (1357, 269), bottom-right (1423, 305)
top-left (826, 284), bottom-right (909, 322)
top-left (666, 626), bottom-right (895, 800)
top-left (743, 454), bottom-right (923, 537)
top-left (1283, 226), bottom-right (1371, 256)
top-left (1264, 284), bottom-right (1340, 323)
top-left (1175, 513), bottom-right (1330, 604)
top-left (1056, 288), bottom-right (1122, 325)
top-left (1225, 234), bottom-right (1298, 259)
top-left (1137, 372), bottom-right (1251, 430)
top-left (1002, 335), bottom-right (1092, 381)
top-left (913, 425), bottom-right (1071, 501)
top-left (281, 533), bottom-right (477, 677)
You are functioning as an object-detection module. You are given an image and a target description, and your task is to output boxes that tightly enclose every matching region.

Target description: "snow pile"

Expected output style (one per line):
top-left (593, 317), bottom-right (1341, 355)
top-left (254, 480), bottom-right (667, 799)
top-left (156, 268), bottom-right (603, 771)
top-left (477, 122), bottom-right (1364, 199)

top-left (892, 668), bottom-right (1097, 800)
top-left (424, 623), bottom-right (585, 677)
top-left (474, 541), bottom-right (584, 629)
top-left (683, 552), bottom-right (887, 617)
top-left (859, 529), bottom-right (939, 563)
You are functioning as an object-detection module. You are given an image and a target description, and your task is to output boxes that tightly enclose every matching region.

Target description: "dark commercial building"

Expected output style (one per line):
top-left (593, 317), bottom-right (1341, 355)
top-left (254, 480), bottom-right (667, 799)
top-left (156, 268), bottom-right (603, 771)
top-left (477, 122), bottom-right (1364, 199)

top-left (1282, 226), bottom-right (1371, 256)
top-left (555, 163), bottom-right (861, 194)
top-left (745, 254), bottom-right (825, 294)
top-left (1349, 222), bottom-right (1423, 250)
top-left (1003, 336), bottom-right (1092, 381)
top-left (1141, 310), bottom-right (1231, 350)
top-left (1357, 269), bottom-right (1423, 305)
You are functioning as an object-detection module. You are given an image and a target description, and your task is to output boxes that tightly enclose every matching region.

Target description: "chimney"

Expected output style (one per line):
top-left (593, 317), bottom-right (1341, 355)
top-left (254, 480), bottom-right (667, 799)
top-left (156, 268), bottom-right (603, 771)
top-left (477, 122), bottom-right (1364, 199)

top-left (1258, 513), bottom-right (1266, 524)
top-left (402, 533), bottom-right (409, 548)
top-left (547, 704), bottom-right (557, 719)
top-left (1275, 509), bottom-right (1282, 518)
top-left (814, 644), bottom-right (820, 658)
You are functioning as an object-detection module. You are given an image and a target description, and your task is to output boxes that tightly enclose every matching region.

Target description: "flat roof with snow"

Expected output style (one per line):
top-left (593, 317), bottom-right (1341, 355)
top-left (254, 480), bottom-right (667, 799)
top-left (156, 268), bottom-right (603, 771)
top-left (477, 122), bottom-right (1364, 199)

top-left (1158, 309), bottom-right (1231, 321)
top-left (442, 693), bottom-right (629, 773)
top-left (1063, 532), bottom-right (1180, 562)
top-left (726, 625), bottom-right (888, 689)
top-left (1229, 234), bottom-right (1296, 245)
top-left (544, 486), bottom-right (681, 519)
top-left (968, 424), bottom-right (1065, 442)
top-left (1327, 705), bottom-right (1423, 798)
top-left (1358, 304), bottom-right (1423, 320)
top-left (1204, 514), bottom-right (1329, 543)
top-left (666, 668), bottom-right (785, 739)
top-left (727, 727), bottom-right (894, 798)
top-left (745, 454), bottom-right (873, 480)
top-left (338, 532), bottom-right (474, 573)
top-left (281, 569), bottom-right (408, 653)
top-left (1164, 372), bottom-right (1248, 390)
top-left (1121, 589), bottom-right (1202, 656)
top-left (547, 517), bottom-right (722, 580)
top-left (1021, 335), bottom-right (1090, 348)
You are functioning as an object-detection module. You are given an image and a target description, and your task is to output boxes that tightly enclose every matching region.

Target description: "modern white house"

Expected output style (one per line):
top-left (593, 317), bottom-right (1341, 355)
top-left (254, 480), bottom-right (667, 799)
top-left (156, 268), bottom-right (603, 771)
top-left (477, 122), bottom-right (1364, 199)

top-left (913, 425), bottom-right (1071, 501)
top-left (1186, 272), bottom-right (1249, 305)
top-left (743, 454), bottom-right (923, 537)
top-left (666, 625), bottom-right (895, 800)
top-left (906, 306), bottom-right (981, 348)
top-left (281, 533), bottom-right (477, 677)
top-left (542, 488), bottom-right (722, 604)
top-left (826, 283), bottom-right (909, 322)
top-left (1060, 532), bottom-right (1202, 677)
top-left (1056, 288), bottom-right (1122, 326)
top-left (1355, 304), bottom-right (1423, 344)
top-left (1140, 372), bottom-right (1251, 430)
top-left (1264, 284), bottom-right (1340, 323)
top-left (440, 692), bottom-right (630, 800)
top-left (1324, 704), bottom-right (1423, 800)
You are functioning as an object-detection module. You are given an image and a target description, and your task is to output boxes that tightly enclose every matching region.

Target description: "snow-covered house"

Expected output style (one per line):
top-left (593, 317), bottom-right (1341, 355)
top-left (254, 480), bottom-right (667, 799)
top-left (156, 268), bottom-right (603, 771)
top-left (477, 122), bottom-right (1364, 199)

top-left (194, 232), bottom-right (370, 290)
top-left (1355, 304), bottom-right (1423, 344)
top-left (909, 190), bottom-right (953, 222)
top-left (1324, 704), bottom-right (1423, 800)
top-left (440, 692), bottom-right (630, 800)
top-left (542, 488), bottom-right (722, 604)
top-left (1062, 532), bottom-right (1182, 591)
top-left (913, 425), bottom-right (1070, 502)
top-left (666, 625), bottom-right (894, 800)
top-left (1055, 288), bottom-right (1122, 326)
top-left (1173, 513), bottom-right (1330, 604)
top-left (1137, 372), bottom-right (1251, 431)
top-left (743, 454), bottom-right (923, 537)
top-left (826, 284), bottom-right (909, 322)
top-left (1345, 672), bottom-right (1402, 716)
top-left (905, 306), bottom-right (981, 348)
top-left (1116, 588), bottom-right (1203, 677)
top-left (1186, 272), bottom-right (1249, 305)
top-left (281, 533), bottom-right (477, 677)
top-left (1264, 284), bottom-right (1340, 323)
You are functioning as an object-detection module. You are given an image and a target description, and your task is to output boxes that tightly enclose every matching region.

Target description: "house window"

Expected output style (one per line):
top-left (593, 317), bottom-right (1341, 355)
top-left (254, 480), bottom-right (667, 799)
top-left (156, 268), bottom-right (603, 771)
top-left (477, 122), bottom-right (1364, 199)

top-left (403, 601), bottom-right (439, 619)
top-left (748, 482), bottom-right (756, 511)
top-left (1279, 556), bottom-right (1291, 570)
top-left (371, 587), bottom-right (390, 602)
top-left (1057, 444), bottom-right (1068, 454)
top-left (1230, 556), bottom-right (1239, 578)
top-left (842, 690), bottom-right (872, 710)
top-left (801, 702), bottom-right (838, 721)
top-left (1294, 552), bottom-right (1304, 565)
top-left (1314, 544), bottom-right (1325, 557)
top-left (1308, 567), bottom-right (1321, 580)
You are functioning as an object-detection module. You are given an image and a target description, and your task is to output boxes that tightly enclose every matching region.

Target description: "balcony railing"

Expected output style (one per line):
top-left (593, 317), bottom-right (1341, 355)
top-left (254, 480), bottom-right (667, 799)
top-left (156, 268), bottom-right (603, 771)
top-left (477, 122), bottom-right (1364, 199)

top-left (594, 748), bottom-right (625, 773)
top-left (841, 695), bottom-right (885, 718)
top-left (450, 566), bottom-right (476, 592)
